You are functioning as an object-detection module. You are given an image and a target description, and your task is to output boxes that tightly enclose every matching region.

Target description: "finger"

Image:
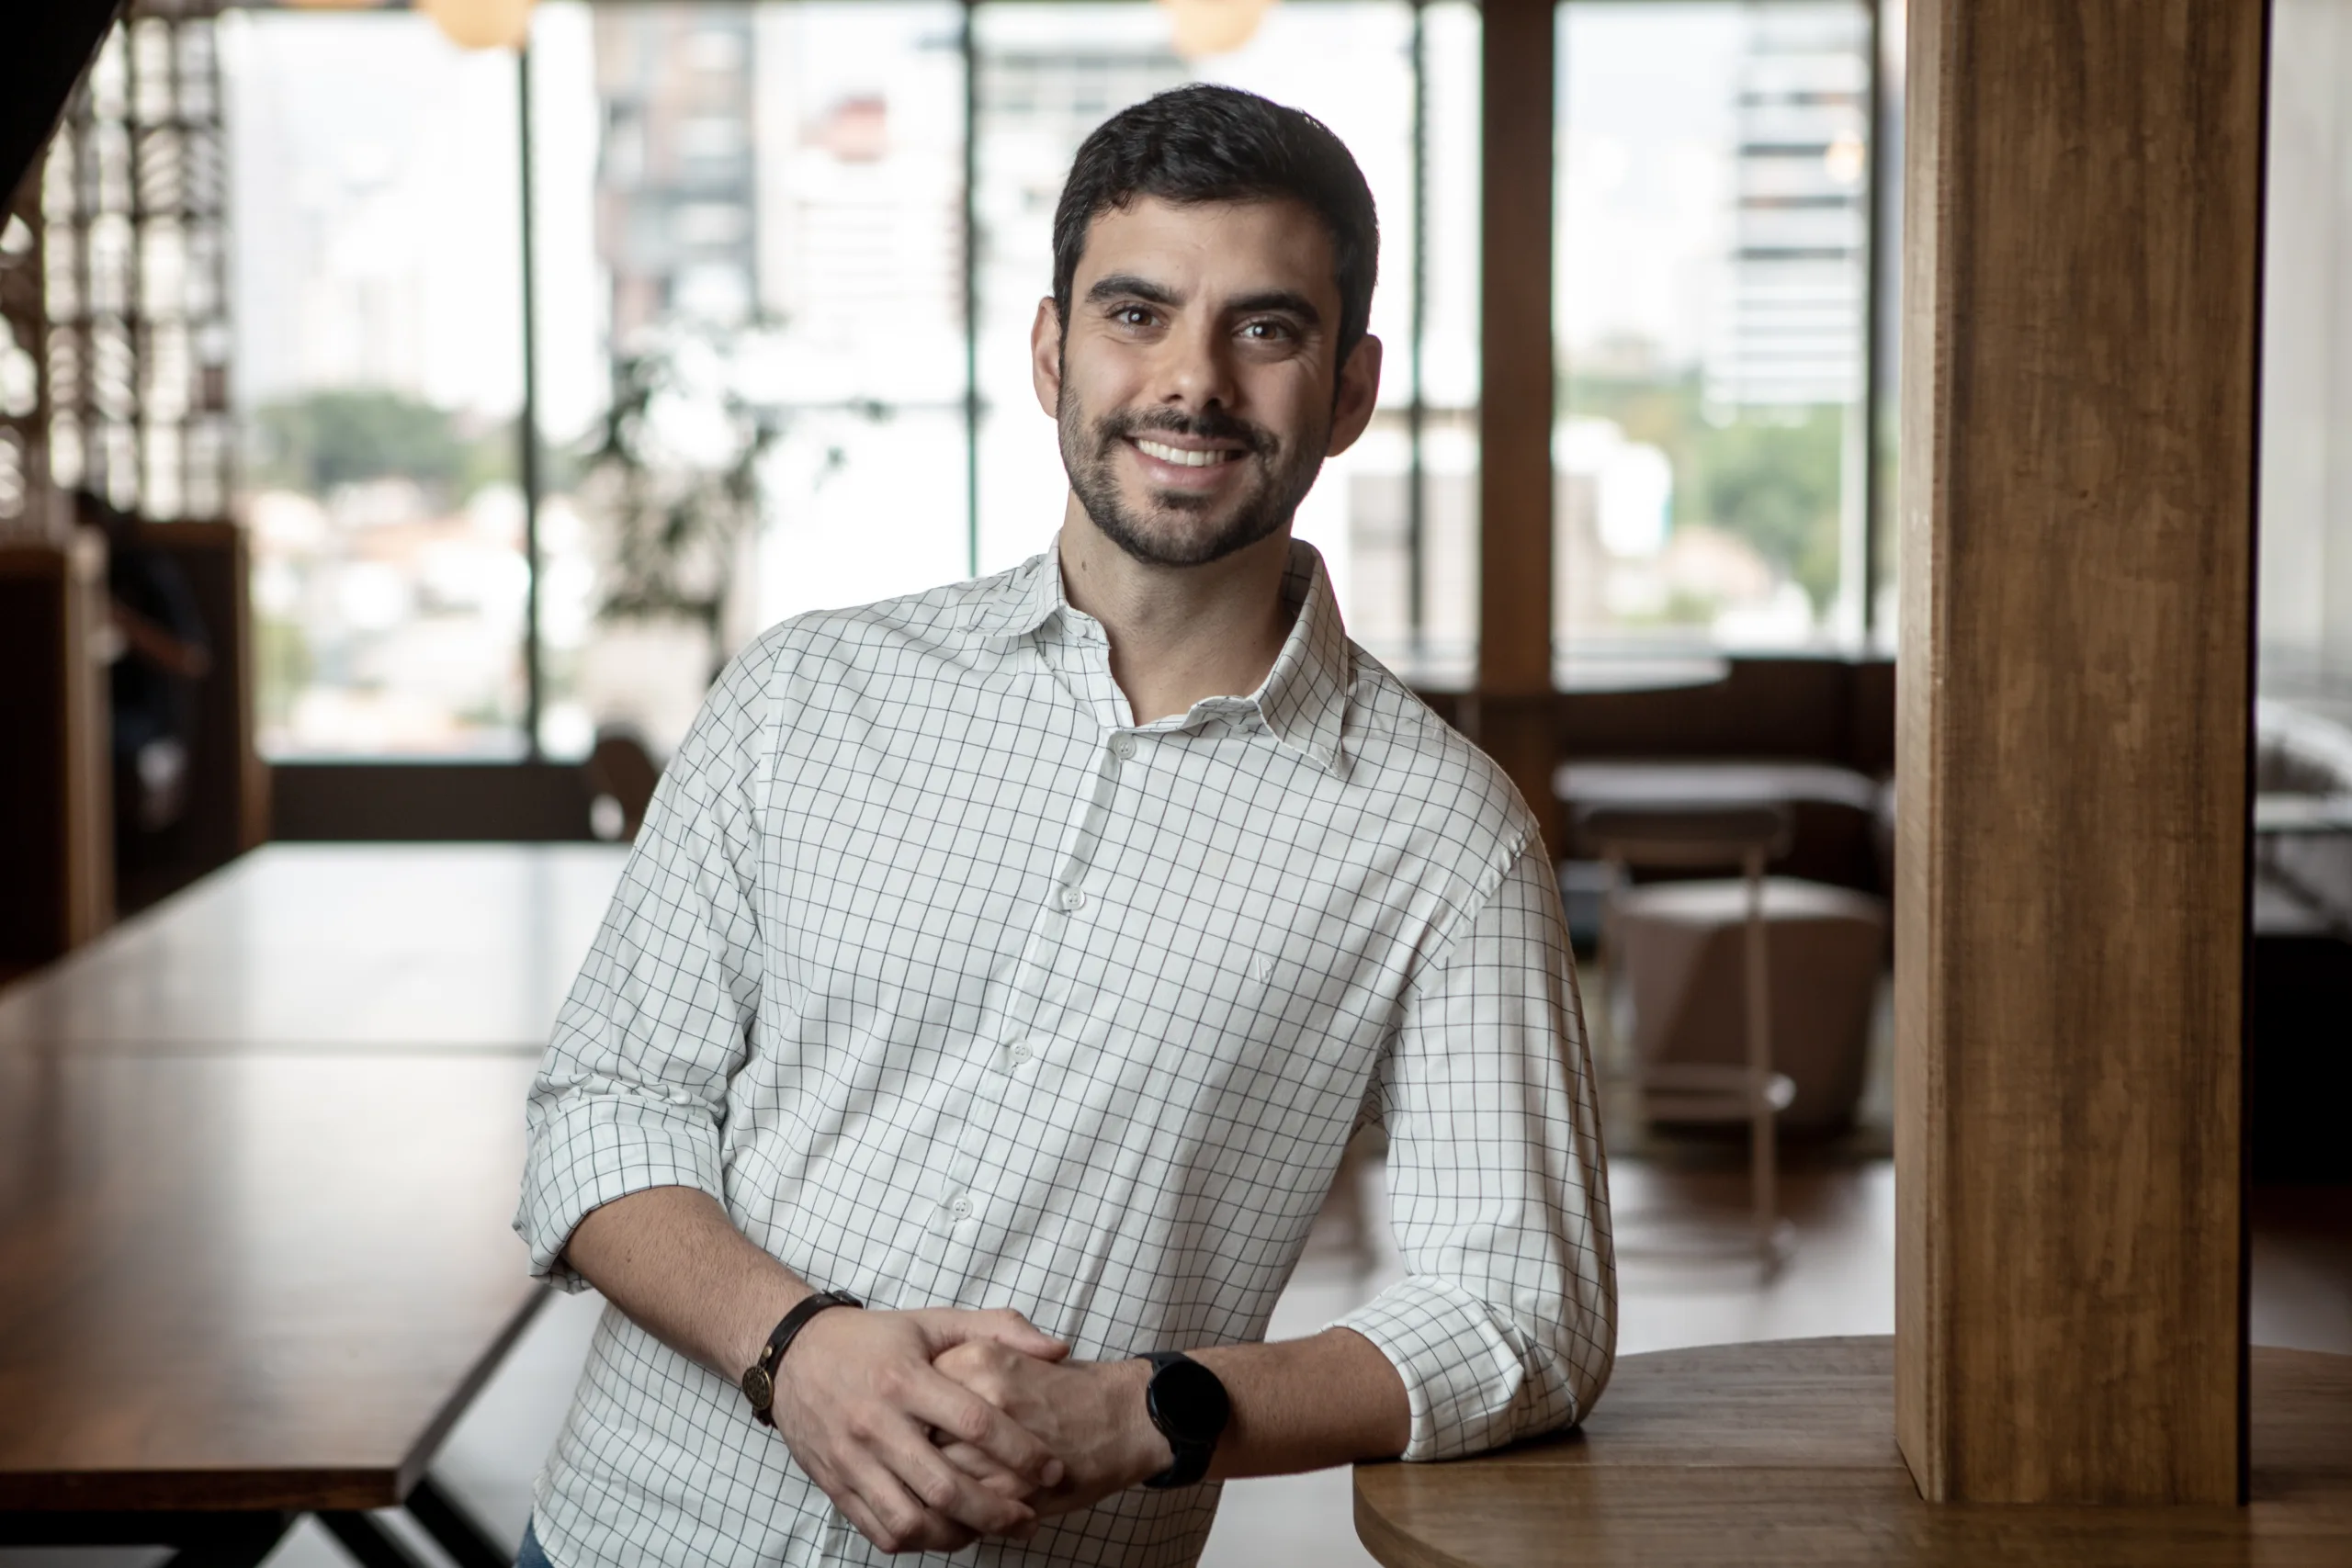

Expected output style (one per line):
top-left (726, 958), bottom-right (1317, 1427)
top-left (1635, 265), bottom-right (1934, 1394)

top-left (920, 1307), bottom-right (1070, 1363)
top-left (908, 1364), bottom-right (1067, 1487)
top-left (976, 1308), bottom-right (1071, 1361)
top-left (838, 1455), bottom-right (975, 1556)
top-left (837, 1489), bottom-right (976, 1557)
top-left (873, 1423), bottom-right (1037, 1537)
top-left (934, 1439), bottom-right (1035, 1502)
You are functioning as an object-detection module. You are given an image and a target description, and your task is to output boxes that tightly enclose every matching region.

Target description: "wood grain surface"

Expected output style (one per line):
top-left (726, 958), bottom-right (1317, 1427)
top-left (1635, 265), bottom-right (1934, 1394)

top-left (1353, 1338), bottom-right (2352, 1568)
top-left (0, 844), bottom-right (627, 1053)
top-left (1893, 0), bottom-right (2264, 1505)
top-left (0, 845), bottom-right (628, 1510)
top-left (0, 1051), bottom-right (549, 1509)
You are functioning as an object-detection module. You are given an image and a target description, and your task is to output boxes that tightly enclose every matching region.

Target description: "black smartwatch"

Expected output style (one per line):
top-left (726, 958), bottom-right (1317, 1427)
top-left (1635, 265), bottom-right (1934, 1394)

top-left (1139, 1351), bottom-right (1230, 1488)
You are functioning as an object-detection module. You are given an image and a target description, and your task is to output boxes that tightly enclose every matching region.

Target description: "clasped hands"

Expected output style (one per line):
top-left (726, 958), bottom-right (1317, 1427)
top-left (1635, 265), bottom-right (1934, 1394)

top-left (767, 1306), bottom-right (1176, 1555)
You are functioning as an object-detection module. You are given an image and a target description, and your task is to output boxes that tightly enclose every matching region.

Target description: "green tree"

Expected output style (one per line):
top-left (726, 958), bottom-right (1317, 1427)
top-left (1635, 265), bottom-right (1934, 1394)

top-left (1692, 408), bottom-right (1844, 610)
top-left (1566, 369), bottom-right (1847, 612)
top-left (252, 389), bottom-right (469, 497)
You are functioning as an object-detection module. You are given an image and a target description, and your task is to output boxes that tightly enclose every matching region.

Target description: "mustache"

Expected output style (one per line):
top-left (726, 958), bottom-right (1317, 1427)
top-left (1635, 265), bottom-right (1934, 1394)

top-left (1093, 406), bottom-right (1273, 457)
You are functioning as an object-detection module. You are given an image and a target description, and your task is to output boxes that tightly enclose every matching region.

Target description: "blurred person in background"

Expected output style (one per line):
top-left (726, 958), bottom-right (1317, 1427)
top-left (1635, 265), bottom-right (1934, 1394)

top-left (79, 489), bottom-right (212, 837)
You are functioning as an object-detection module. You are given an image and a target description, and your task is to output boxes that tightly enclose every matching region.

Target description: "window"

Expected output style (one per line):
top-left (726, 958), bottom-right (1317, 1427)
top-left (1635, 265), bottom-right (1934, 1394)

top-left (1553, 0), bottom-right (1879, 657)
top-left (530, 2), bottom-right (969, 759)
top-left (206, 0), bottom-right (1483, 760)
top-left (220, 7), bottom-right (530, 756)
top-left (2260, 0), bottom-right (2352, 713)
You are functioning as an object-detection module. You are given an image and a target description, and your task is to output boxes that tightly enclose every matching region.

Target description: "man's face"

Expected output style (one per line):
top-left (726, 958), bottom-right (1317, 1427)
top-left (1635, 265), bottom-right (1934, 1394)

top-left (1033, 196), bottom-right (1381, 569)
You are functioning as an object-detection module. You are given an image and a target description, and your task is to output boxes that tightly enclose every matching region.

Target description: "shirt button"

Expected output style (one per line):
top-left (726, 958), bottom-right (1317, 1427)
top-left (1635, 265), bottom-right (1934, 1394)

top-left (1010, 1043), bottom-right (1033, 1064)
top-left (1058, 887), bottom-right (1086, 911)
top-left (1111, 735), bottom-right (1136, 761)
top-left (949, 1195), bottom-right (973, 1220)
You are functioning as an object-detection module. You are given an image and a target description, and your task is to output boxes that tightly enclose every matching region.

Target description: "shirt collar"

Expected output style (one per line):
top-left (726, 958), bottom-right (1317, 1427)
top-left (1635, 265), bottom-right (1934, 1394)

top-left (1254, 539), bottom-right (1353, 775)
top-left (972, 536), bottom-right (1354, 775)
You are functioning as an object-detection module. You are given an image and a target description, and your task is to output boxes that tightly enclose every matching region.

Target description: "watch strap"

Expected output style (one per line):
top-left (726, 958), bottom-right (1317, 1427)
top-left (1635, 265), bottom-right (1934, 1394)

top-left (742, 1289), bottom-right (862, 1427)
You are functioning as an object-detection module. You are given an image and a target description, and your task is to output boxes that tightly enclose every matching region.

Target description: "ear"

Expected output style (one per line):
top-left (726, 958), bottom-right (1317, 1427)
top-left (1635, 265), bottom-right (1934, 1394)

top-left (1030, 298), bottom-right (1063, 419)
top-left (1324, 334), bottom-right (1385, 457)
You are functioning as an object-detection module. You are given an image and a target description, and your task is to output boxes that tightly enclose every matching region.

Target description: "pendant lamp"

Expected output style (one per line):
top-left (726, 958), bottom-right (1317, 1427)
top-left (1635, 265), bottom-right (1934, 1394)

top-left (1159, 0), bottom-right (1276, 61)
top-left (417, 0), bottom-right (537, 51)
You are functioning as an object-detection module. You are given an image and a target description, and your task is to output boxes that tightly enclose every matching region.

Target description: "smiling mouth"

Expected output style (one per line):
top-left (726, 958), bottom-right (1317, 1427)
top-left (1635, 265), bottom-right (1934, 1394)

top-left (1131, 437), bottom-right (1242, 468)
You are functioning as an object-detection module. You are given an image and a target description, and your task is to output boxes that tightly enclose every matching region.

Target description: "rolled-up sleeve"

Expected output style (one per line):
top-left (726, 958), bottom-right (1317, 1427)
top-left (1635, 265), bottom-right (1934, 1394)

top-left (515, 652), bottom-right (772, 1291)
top-left (1333, 836), bottom-right (1617, 1461)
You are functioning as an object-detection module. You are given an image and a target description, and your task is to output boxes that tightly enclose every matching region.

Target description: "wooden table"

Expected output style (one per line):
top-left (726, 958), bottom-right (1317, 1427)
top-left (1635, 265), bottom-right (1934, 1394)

top-left (0, 844), bottom-right (628, 1567)
top-left (1354, 1337), bottom-right (2352, 1567)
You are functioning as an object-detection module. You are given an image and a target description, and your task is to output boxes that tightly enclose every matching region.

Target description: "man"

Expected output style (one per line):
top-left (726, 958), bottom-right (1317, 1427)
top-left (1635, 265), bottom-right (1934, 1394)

top-left (515, 84), bottom-right (1613, 1568)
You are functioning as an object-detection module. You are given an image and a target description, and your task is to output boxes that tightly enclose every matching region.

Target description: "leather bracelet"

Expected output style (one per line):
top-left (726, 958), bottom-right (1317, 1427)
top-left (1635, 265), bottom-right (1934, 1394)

top-left (741, 1289), bottom-right (862, 1427)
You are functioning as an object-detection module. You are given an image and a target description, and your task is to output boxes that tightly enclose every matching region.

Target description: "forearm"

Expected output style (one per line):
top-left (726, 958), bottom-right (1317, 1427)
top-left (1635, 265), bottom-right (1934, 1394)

top-left (562, 1183), bottom-right (812, 1382)
top-left (1189, 1325), bottom-right (1409, 1480)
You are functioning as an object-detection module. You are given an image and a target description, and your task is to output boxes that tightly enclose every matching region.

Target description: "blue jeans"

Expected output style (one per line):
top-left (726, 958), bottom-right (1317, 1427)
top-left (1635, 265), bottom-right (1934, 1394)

top-left (517, 1519), bottom-right (552, 1568)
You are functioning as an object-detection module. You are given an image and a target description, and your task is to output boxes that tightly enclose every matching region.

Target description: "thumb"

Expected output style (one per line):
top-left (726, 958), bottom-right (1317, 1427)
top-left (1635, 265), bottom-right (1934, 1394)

top-left (926, 1308), bottom-right (1071, 1361)
top-left (982, 1323), bottom-right (1072, 1362)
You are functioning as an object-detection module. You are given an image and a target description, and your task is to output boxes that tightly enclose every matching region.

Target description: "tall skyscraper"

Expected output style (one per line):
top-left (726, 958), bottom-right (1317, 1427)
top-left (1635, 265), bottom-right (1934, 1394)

top-left (1706, 4), bottom-right (1868, 412)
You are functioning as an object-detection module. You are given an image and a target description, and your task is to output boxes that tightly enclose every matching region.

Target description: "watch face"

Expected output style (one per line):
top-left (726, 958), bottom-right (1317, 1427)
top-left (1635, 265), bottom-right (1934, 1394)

top-left (1149, 1358), bottom-right (1231, 1441)
top-left (741, 1365), bottom-right (775, 1411)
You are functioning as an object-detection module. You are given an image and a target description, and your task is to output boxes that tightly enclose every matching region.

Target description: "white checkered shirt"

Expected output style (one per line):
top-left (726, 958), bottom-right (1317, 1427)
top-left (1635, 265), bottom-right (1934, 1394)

top-left (516, 539), bottom-right (1615, 1568)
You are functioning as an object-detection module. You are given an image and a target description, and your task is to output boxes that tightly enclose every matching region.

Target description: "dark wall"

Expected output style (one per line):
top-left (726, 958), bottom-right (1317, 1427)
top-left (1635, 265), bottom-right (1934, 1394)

top-left (0, 563), bottom-right (70, 969)
top-left (271, 762), bottom-right (595, 842)
top-left (1555, 656), bottom-right (1895, 773)
top-left (114, 524), bottom-right (258, 915)
top-left (1414, 657), bottom-right (1896, 773)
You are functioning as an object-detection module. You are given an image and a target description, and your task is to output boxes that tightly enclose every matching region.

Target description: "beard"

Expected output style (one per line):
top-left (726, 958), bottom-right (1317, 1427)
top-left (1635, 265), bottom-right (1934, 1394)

top-left (1057, 380), bottom-right (1330, 569)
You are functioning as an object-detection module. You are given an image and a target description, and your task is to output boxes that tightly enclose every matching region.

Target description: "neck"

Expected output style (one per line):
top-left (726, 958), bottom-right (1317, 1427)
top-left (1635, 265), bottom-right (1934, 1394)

top-left (1057, 498), bottom-right (1298, 726)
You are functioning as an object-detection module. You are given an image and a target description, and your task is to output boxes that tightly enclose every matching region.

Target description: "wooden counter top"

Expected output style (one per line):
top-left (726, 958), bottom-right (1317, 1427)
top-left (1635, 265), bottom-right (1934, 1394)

top-left (1354, 1337), bottom-right (2352, 1567)
top-left (0, 843), bottom-right (627, 1054)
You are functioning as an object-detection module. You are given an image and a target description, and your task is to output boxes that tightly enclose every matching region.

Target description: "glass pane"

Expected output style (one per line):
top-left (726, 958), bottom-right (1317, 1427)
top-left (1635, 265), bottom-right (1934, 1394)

top-left (1554, 0), bottom-right (1871, 655)
top-left (1870, 0), bottom-right (1900, 653)
top-left (2259, 0), bottom-right (2352, 713)
top-left (531, 2), bottom-right (968, 760)
top-left (970, 0), bottom-right (1453, 661)
top-left (221, 9), bottom-right (529, 757)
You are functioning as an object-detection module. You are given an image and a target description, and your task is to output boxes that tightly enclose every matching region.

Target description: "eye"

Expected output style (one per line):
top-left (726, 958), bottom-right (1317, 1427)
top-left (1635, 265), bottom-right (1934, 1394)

top-left (1113, 304), bottom-right (1158, 328)
top-left (1239, 319), bottom-right (1295, 342)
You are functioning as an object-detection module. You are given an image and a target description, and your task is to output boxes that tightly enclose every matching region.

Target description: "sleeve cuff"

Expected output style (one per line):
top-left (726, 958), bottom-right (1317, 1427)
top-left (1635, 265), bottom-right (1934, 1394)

top-left (1332, 1276), bottom-right (1577, 1461)
top-left (514, 1086), bottom-right (728, 1292)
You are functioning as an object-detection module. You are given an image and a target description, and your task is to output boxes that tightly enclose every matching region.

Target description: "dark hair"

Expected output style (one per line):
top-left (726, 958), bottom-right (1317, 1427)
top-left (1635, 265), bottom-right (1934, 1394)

top-left (1052, 85), bottom-right (1379, 365)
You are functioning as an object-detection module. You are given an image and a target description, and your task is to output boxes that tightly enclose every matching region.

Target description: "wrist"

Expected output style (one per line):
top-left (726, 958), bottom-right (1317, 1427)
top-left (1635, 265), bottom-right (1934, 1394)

top-left (1115, 1358), bottom-right (1174, 1488)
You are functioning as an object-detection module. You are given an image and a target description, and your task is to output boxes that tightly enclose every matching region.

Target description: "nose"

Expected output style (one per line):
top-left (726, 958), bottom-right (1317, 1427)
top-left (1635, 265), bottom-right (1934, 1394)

top-left (1156, 312), bottom-right (1238, 418)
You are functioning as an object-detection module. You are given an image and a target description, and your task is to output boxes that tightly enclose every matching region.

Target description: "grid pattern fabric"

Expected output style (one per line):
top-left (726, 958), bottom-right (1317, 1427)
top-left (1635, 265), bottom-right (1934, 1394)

top-left (516, 539), bottom-right (1616, 1568)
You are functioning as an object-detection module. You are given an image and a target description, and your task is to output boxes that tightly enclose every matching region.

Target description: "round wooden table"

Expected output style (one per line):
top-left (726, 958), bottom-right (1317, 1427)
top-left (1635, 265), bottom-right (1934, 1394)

top-left (1354, 1337), bottom-right (2352, 1567)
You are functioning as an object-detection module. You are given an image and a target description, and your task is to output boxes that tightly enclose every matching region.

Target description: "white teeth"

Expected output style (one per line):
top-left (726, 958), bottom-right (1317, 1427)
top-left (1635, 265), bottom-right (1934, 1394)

top-left (1135, 439), bottom-right (1234, 468)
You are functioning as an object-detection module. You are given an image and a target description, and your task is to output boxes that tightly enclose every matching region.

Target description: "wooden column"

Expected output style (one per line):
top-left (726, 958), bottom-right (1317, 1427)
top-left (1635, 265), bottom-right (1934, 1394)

top-left (1472, 0), bottom-right (1556, 851)
top-left (1894, 0), bottom-right (2264, 1506)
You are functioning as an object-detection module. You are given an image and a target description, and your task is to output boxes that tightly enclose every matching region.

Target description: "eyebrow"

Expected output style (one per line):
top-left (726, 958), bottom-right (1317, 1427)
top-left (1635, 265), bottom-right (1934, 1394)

top-left (1085, 274), bottom-right (1182, 308)
top-left (1224, 289), bottom-right (1322, 325)
top-left (1083, 275), bottom-right (1324, 326)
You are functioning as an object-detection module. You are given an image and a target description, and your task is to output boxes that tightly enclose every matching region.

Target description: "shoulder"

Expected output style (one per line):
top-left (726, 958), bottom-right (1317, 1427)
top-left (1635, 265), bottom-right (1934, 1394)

top-left (737, 569), bottom-right (1025, 682)
top-left (1339, 647), bottom-right (1542, 902)
top-left (674, 567), bottom-right (1030, 773)
top-left (711, 562), bottom-right (1039, 716)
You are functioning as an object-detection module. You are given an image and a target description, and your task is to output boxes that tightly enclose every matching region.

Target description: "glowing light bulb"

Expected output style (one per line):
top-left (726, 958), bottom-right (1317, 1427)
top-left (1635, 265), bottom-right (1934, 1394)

top-left (1824, 129), bottom-right (1866, 187)
top-left (418, 0), bottom-right (537, 51)
top-left (1159, 0), bottom-right (1276, 61)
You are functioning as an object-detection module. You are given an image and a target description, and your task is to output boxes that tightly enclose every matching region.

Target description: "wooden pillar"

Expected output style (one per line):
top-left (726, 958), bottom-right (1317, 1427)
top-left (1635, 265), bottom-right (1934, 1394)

top-left (1894, 0), bottom-right (2265, 1506)
top-left (1473, 0), bottom-right (1556, 851)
